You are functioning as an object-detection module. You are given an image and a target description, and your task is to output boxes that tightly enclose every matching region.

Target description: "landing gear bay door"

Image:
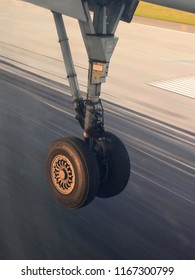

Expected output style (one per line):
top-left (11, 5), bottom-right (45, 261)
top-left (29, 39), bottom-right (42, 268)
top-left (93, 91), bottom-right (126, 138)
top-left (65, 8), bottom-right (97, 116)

top-left (21, 0), bottom-right (87, 21)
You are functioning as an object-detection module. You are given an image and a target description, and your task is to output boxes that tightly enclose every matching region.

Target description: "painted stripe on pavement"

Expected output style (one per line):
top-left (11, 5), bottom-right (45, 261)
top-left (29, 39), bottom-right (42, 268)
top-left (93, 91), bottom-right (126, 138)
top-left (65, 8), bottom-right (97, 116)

top-left (149, 76), bottom-right (195, 99)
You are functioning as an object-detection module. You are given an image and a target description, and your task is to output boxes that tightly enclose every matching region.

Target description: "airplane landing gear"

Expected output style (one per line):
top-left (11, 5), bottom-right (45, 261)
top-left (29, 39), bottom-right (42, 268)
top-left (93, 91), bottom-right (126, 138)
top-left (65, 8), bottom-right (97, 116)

top-left (45, 1), bottom-right (137, 208)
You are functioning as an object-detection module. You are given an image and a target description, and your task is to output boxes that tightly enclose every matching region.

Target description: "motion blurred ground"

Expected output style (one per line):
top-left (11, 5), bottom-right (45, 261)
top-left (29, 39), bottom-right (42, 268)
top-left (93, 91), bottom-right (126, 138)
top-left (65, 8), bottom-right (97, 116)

top-left (0, 0), bottom-right (195, 260)
top-left (2, 0), bottom-right (195, 132)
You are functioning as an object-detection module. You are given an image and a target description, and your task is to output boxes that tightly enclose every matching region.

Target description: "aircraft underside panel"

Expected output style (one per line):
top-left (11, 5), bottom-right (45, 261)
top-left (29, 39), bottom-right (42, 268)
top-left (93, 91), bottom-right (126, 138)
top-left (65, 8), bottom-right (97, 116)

top-left (21, 0), bottom-right (87, 21)
top-left (21, 0), bottom-right (140, 23)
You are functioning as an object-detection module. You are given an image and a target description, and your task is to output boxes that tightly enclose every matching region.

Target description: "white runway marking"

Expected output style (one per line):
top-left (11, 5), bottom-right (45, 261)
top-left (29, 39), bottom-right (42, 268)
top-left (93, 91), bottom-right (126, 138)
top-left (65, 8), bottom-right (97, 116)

top-left (149, 76), bottom-right (195, 99)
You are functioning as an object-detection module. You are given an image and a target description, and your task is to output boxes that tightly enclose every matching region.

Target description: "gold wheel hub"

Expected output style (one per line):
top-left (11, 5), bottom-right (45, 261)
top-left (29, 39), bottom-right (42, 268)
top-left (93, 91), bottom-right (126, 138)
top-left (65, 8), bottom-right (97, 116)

top-left (51, 155), bottom-right (75, 195)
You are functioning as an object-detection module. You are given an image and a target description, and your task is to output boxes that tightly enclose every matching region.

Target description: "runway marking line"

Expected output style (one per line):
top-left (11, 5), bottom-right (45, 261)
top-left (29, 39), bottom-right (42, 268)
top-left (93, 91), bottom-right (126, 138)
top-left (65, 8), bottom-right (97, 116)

top-left (133, 171), bottom-right (195, 206)
top-left (149, 76), bottom-right (195, 99)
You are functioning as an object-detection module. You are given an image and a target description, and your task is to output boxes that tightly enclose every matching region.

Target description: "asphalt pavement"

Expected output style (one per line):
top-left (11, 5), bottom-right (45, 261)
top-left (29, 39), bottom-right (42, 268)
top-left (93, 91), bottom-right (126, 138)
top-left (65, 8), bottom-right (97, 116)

top-left (0, 61), bottom-right (195, 259)
top-left (0, 0), bottom-right (195, 260)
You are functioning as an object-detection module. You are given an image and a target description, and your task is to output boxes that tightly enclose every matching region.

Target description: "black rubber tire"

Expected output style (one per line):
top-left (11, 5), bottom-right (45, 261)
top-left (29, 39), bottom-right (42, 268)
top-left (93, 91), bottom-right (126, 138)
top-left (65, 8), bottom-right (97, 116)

top-left (46, 137), bottom-right (99, 208)
top-left (97, 132), bottom-right (130, 198)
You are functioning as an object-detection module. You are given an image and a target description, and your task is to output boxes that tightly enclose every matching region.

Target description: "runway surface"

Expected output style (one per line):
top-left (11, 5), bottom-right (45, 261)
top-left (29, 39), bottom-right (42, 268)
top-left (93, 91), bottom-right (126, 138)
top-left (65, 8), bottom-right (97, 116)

top-left (1, 60), bottom-right (195, 260)
top-left (0, 1), bottom-right (195, 260)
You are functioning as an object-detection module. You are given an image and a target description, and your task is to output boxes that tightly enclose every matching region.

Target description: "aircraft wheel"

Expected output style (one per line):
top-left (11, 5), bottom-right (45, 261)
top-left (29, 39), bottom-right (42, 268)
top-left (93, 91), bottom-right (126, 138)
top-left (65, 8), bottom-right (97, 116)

top-left (97, 132), bottom-right (130, 198)
top-left (46, 137), bottom-right (99, 208)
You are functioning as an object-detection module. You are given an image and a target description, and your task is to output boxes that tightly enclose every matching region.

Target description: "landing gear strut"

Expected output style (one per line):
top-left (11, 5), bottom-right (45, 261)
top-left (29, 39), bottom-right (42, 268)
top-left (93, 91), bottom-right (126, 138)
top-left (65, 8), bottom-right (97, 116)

top-left (45, 1), bottom-right (137, 208)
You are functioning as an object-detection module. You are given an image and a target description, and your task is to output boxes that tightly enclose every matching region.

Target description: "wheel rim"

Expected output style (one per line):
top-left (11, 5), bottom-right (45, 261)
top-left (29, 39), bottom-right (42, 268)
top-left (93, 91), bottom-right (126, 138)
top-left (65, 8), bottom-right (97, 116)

top-left (51, 155), bottom-right (75, 195)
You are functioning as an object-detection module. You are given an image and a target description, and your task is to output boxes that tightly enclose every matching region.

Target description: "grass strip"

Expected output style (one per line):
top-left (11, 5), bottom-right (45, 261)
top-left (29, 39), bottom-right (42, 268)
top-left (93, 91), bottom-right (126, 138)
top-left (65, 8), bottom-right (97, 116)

top-left (135, 2), bottom-right (195, 26)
